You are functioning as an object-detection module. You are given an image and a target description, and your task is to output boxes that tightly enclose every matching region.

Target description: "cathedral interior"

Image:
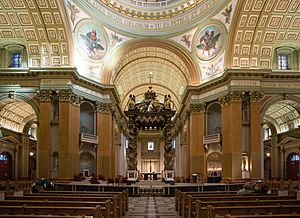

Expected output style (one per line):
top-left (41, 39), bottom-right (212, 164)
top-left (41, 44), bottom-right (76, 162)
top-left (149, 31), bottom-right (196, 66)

top-left (0, 0), bottom-right (300, 182)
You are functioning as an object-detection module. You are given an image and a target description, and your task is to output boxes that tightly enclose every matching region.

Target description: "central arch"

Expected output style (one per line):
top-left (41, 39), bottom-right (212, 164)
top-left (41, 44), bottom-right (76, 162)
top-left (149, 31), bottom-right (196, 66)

top-left (102, 39), bottom-right (199, 110)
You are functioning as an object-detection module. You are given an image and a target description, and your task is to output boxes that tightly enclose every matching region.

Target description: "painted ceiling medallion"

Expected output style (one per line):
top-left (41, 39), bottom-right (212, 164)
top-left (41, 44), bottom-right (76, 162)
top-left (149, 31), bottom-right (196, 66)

top-left (195, 25), bottom-right (223, 61)
top-left (77, 23), bottom-right (107, 60)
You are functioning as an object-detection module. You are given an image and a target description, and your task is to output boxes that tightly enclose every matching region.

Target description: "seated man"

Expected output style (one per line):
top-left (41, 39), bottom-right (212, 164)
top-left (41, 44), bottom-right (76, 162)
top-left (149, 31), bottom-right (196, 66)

top-left (237, 182), bottom-right (252, 195)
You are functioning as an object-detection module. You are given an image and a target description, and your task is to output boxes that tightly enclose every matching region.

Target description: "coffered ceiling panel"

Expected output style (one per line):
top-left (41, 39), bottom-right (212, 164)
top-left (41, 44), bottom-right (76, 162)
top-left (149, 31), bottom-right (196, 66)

top-left (229, 0), bottom-right (300, 69)
top-left (0, 0), bottom-right (71, 67)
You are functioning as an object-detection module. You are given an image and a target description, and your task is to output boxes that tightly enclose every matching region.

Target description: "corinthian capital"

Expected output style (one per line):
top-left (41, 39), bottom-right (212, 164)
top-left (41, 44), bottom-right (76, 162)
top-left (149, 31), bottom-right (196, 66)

top-left (96, 102), bottom-right (112, 113)
top-left (189, 103), bottom-right (206, 113)
top-left (37, 90), bottom-right (52, 102)
top-left (58, 90), bottom-right (82, 105)
top-left (250, 91), bottom-right (264, 102)
top-left (219, 91), bottom-right (243, 105)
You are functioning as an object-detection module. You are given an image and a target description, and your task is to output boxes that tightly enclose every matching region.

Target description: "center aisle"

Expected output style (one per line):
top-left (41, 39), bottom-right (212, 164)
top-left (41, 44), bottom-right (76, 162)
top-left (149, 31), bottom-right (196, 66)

top-left (124, 196), bottom-right (180, 217)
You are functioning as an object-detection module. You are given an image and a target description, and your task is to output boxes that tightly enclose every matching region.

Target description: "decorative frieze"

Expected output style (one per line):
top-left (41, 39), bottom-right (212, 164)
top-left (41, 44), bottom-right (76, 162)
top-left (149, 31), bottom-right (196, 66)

top-left (96, 101), bottom-right (112, 113)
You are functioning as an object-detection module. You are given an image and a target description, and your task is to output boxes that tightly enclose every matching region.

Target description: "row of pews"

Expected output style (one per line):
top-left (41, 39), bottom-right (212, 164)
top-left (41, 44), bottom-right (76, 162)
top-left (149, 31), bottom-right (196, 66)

top-left (175, 188), bottom-right (300, 218)
top-left (0, 189), bottom-right (128, 218)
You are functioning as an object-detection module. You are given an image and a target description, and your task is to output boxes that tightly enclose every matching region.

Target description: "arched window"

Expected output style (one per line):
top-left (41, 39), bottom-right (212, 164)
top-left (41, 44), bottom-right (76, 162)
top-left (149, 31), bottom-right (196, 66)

top-left (0, 151), bottom-right (12, 179)
top-left (287, 152), bottom-right (299, 180)
top-left (275, 47), bottom-right (298, 70)
top-left (278, 54), bottom-right (288, 70)
top-left (0, 44), bottom-right (27, 68)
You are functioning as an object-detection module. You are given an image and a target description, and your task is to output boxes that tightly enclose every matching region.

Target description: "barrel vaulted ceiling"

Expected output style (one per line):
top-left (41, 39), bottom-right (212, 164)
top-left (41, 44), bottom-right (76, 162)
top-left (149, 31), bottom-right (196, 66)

top-left (229, 0), bottom-right (300, 69)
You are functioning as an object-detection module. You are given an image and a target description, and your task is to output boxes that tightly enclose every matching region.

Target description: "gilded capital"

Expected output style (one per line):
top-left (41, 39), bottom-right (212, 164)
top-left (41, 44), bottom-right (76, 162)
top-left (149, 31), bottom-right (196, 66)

top-left (96, 102), bottom-right (112, 113)
top-left (189, 103), bottom-right (206, 113)
top-left (58, 90), bottom-right (82, 105)
top-left (219, 91), bottom-right (243, 105)
top-left (37, 90), bottom-right (52, 102)
top-left (250, 91), bottom-right (264, 102)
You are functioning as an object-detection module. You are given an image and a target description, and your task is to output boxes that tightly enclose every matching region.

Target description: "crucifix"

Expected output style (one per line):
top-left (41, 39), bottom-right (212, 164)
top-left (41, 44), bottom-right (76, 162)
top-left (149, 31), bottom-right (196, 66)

top-left (147, 71), bottom-right (153, 85)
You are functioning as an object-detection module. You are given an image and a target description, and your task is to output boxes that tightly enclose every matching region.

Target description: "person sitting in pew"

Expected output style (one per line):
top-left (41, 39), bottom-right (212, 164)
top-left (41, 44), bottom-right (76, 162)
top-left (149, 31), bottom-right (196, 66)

top-left (237, 182), bottom-right (252, 195)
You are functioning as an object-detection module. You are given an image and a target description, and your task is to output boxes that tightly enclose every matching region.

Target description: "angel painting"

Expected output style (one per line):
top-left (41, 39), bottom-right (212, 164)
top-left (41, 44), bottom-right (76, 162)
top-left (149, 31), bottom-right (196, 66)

top-left (222, 4), bottom-right (232, 24)
top-left (67, 1), bottom-right (80, 25)
top-left (200, 56), bottom-right (224, 80)
top-left (196, 26), bottom-right (223, 61)
top-left (78, 24), bottom-right (106, 60)
top-left (181, 34), bottom-right (192, 48)
top-left (111, 32), bottom-right (123, 47)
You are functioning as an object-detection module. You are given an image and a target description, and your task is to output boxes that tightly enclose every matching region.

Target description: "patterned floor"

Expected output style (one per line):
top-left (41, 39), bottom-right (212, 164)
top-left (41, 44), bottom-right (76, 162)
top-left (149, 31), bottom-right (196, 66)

top-left (124, 196), bottom-right (180, 218)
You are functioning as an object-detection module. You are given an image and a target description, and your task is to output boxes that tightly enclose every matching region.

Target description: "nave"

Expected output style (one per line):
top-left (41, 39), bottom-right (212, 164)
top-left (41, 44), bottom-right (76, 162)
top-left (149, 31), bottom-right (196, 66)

top-left (125, 196), bottom-right (180, 218)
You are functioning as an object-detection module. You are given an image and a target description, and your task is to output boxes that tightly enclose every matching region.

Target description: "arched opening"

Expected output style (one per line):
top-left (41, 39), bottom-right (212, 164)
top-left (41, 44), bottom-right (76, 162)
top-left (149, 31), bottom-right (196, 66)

top-left (206, 152), bottom-right (222, 183)
top-left (0, 44), bottom-right (28, 68)
top-left (80, 101), bottom-right (95, 135)
top-left (206, 102), bottom-right (222, 135)
top-left (79, 151), bottom-right (95, 177)
top-left (0, 97), bottom-right (38, 179)
top-left (261, 97), bottom-right (300, 180)
top-left (79, 101), bottom-right (97, 177)
top-left (0, 151), bottom-right (13, 179)
top-left (287, 152), bottom-right (299, 180)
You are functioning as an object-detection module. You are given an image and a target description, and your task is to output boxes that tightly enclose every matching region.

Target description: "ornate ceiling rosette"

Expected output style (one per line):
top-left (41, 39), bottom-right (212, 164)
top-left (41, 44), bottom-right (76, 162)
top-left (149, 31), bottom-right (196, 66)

top-left (73, 0), bottom-right (230, 36)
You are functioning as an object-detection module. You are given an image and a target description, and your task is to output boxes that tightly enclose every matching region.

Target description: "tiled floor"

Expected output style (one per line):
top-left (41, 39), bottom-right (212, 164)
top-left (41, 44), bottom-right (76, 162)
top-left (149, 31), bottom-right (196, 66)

top-left (124, 196), bottom-right (180, 218)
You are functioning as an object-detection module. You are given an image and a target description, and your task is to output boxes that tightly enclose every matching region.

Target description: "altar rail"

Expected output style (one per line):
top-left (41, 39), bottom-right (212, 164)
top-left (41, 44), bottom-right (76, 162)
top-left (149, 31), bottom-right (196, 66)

top-left (54, 183), bottom-right (139, 196)
top-left (163, 183), bottom-right (244, 196)
top-left (54, 182), bottom-right (243, 197)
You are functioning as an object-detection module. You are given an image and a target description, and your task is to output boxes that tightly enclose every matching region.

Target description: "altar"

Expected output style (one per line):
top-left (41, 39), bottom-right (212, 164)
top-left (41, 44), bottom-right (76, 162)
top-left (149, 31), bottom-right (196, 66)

top-left (140, 172), bottom-right (161, 180)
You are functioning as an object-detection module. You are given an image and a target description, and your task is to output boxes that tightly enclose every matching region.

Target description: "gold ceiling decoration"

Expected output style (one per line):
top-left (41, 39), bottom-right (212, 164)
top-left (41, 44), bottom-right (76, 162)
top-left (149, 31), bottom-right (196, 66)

top-left (264, 100), bottom-right (300, 134)
top-left (228, 0), bottom-right (300, 69)
top-left (0, 99), bottom-right (36, 132)
top-left (109, 42), bottom-right (198, 111)
top-left (87, 0), bottom-right (207, 20)
top-left (0, 0), bottom-right (71, 67)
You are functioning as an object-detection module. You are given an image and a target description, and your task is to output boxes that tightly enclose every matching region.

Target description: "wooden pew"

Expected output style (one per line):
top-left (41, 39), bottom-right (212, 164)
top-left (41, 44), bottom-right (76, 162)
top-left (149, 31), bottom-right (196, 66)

top-left (182, 194), bottom-right (296, 218)
top-left (5, 196), bottom-right (115, 218)
top-left (26, 190), bottom-right (128, 215)
top-left (0, 205), bottom-right (103, 218)
top-left (177, 190), bottom-right (239, 215)
top-left (0, 199), bottom-right (115, 217)
top-left (207, 204), bottom-right (300, 218)
top-left (194, 199), bottom-right (300, 218)
top-left (218, 214), bottom-right (300, 218)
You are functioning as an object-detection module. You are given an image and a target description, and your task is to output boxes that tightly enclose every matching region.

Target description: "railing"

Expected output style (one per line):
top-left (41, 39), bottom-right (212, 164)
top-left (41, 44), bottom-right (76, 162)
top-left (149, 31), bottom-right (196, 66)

top-left (203, 133), bottom-right (221, 144)
top-left (80, 133), bottom-right (99, 144)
